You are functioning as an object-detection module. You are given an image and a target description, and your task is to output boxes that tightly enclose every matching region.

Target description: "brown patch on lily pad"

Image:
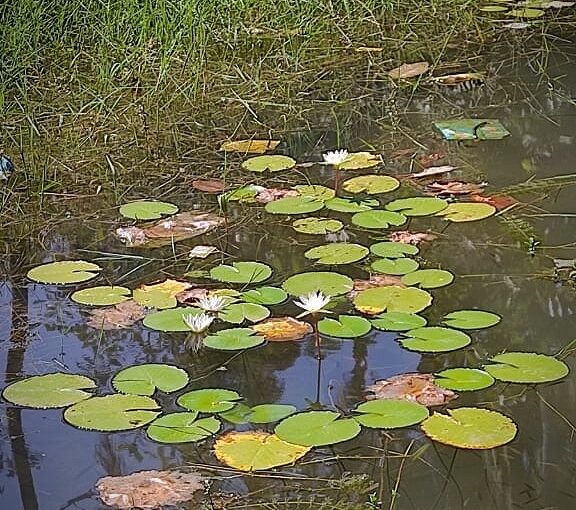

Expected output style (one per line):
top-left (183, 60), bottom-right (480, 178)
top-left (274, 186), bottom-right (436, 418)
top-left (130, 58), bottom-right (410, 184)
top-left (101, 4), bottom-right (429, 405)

top-left (349, 275), bottom-right (405, 299)
top-left (251, 317), bottom-right (312, 342)
top-left (388, 231), bottom-right (437, 245)
top-left (87, 300), bottom-right (146, 330)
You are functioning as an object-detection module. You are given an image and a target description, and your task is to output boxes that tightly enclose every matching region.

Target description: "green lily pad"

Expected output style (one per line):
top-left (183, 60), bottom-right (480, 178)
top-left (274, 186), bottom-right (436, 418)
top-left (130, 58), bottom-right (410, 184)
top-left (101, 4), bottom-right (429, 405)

top-left (71, 286), bottom-right (131, 306)
top-left (318, 315), bottom-right (372, 338)
top-left (353, 286), bottom-right (433, 315)
top-left (324, 197), bottom-right (379, 213)
top-left (292, 217), bottom-right (343, 235)
top-left (2, 373), bottom-right (96, 409)
top-left (275, 411), bottom-right (361, 446)
top-left (219, 403), bottom-right (253, 424)
top-left (221, 185), bottom-right (260, 203)
top-left (371, 257), bottom-right (420, 275)
top-left (250, 404), bottom-right (298, 424)
top-left (401, 269), bottom-right (454, 289)
top-left (119, 200), bottom-right (178, 220)
top-left (385, 197), bottom-right (448, 216)
top-left (265, 196), bottom-right (324, 215)
top-left (203, 328), bottom-right (265, 350)
top-left (354, 399), bottom-right (429, 429)
top-left (178, 388), bottom-right (242, 413)
top-left (484, 352), bottom-right (569, 383)
top-left (218, 303), bottom-right (270, 324)
top-left (143, 307), bottom-right (202, 332)
top-left (436, 202), bottom-right (496, 222)
top-left (27, 260), bottom-right (102, 284)
top-left (399, 327), bottom-right (471, 353)
top-left (64, 394), bottom-right (160, 431)
top-left (435, 368), bottom-right (495, 391)
top-left (112, 364), bottom-right (189, 396)
top-left (338, 152), bottom-right (382, 170)
top-left (442, 310), bottom-right (501, 329)
top-left (305, 243), bottom-right (369, 265)
top-left (433, 119), bottom-right (511, 141)
top-left (241, 286), bottom-right (288, 305)
top-left (147, 414), bottom-right (220, 443)
top-left (510, 7), bottom-right (545, 17)
top-left (342, 175), bottom-right (400, 194)
top-left (241, 155), bottom-right (296, 172)
top-left (421, 407), bottom-right (517, 449)
top-left (210, 261), bottom-right (272, 284)
top-left (352, 210), bottom-right (407, 229)
top-left (282, 272), bottom-right (353, 296)
top-left (293, 184), bottom-right (336, 201)
top-left (371, 312), bottom-right (427, 331)
top-left (370, 241), bottom-right (419, 258)
top-left (132, 280), bottom-right (191, 310)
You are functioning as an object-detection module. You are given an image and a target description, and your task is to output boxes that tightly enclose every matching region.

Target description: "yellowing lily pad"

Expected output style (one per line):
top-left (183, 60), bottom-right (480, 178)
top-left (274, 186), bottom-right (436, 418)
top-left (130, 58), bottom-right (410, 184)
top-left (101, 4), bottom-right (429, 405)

top-left (436, 202), bottom-right (496, 222)
top-left (353, 286), bottom-right (432, 315)
top-left (241, 155), bottom-right (296, 172)
top-left (293, 184), bottom-right (336, 201)
top-left (292, 217), bottom-right (343, 235)
top-left (71, 286), bottom-right (131, 306)
top-left (343, 175), bottom-right (400, 194)
top-left (338, 152), bottom-right (383, 170)
top-left (305, 243), bottom-right (369, 265)
top-left (27, 260), bottom-right (102, 284)
top-left (133, 279), bottom-right (191, 309)
top-left (220, 139), bottom-right (280, 153)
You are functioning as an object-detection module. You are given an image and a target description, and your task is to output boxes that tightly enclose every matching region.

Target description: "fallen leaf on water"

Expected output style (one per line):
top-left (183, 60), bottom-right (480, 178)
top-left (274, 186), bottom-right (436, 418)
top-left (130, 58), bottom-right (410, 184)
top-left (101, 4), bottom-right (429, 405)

top-left (430, 73), bottom-right (484, 86)
top-left (366, 373), bottom-right (458, 407)
top-left (469, 193), bottom-right (518, 210)
top-left (388, 231), bottom-right (437, 245)
top-left (220, 139), bottom-right (280, 154)
top-left (251, 317), bottom-right (313, 342)
top-left (388, 62), bottom-right (430, 80)
top-left (176, 287), bottom-right (210, 304)
top-left (96, 469), bottom-right (204, 509)
top-left (188, 245), bottom-right (218, 258)
top-left (87, 300), bottom-right (147, 330)
top-left (255, 187), bottom-right (299, 204)
top-left (192, 179), bottom-right (227, 193)
top-left (425, 181), bottom-right (486, 196)
top-left (349, 275), bottom-right (405, 298)
top-left (408, 165), bottom-right (457, 179)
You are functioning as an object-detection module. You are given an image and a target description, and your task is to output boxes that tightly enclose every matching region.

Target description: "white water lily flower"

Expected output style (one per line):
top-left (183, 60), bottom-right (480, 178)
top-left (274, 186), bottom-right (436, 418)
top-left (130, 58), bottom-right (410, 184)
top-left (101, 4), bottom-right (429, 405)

top-left (196, 295), bottom-right (228, 312)
top-left (294, 291), bottom-right (331, 318)
top-left (322, 149), bottom-right (349, 166)
top-left (183, 312), bottom-right (214, 333)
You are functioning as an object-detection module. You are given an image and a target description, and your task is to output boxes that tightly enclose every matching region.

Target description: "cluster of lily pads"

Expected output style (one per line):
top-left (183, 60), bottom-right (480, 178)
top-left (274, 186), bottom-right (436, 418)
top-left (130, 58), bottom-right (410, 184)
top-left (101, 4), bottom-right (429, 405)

top-left (479, 0), bottom-right (574, 19)
top-left (4, 143), bottom-right (571, 472)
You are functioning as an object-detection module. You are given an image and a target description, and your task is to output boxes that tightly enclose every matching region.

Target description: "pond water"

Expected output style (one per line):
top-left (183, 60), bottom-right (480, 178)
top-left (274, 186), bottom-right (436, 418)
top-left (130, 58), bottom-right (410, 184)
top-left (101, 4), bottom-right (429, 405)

top-left (1, 37), bottom-right (576, 510)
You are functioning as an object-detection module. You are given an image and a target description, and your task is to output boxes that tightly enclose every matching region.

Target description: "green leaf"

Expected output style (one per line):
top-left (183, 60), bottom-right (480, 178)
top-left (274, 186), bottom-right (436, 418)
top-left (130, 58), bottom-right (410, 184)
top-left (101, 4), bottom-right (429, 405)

top-left (275, 411), bottom-right (361, 446)
top-left (305, 243), bottom-right (369, 265)
top-left (178, 388), bottom-right (242, 413)
top-left (241, 155), bottom-right (296, 172)
top-left (293, 184), bottom-right (335, 201)
top-left (218, 303), bottom-right (270, 324)
top-left (442, 310), bottom-right (501, 329)
top-left (371, 312), bottom-right (427, 331)
top-left (385, 197), bottom-right (448, 216)
top-left (399, 327), bottom-right (471, 353)
top-left (435, 368), bottom-right (495, 391)
top-left (436, 202), bottom-right (496, 222)
top-left (143, 307), bottom-right (202, 332)
top-left (221, 185), bottom-right (260, 203)
top-left (147, 414), bottom-right (220, 443)
top-left (401, 269), bottom-right (454, 289)
top-left (249, 404), bottom-right (297, 424)
top-left (119, 200), bottom-right (178, 220)
top-left (353, 286), bottom-right (432, 315)
top-left (371, 257), bottom-right (419, 275)
top-left (71, 285), bottom-right (130, 306)
top-left (484, 352), bottom-right (569, 384)
top-left (214, 431), bottom-right (310, 471)
top-left (354, 399), bottom-right (429, 429)
top-left (325, 197), bottom-right (379, 213)
top-left (2, 373), bottom-right (96, 409)
top-left (342, 174), bottom-right (400, 194)
top-left (292, 217), bottom-right (343, 235)
top-left (265, 196), bottom-right (324, 215)
top-left (241, 286), bottom-right (287, 305)
top-left (352, 210), bottom-right (407, 229)
top-left (510, 7), bottom-right (545, 17)
top-left (203, 328), bottom-right (265, 350)
top-left (421, 407), bottom-right (517, 449)
top-left (479, 4), bottom-right (509, 11)
top-left (132, 280), bottom-right (191, 310)
top-left (282, 272), bottom-right (353, 296)
top-left (318, 315), bottom-right (372, 338)
top-left (370, 241), bottom-right (419, 258)
top-left (112, 364), bottom-right (189, 396)
top-left (219, 403), bottom-right (253, 424)
top-left (210, 261), bottom-right (272, 284)
top-left (64, 394), bottom-right (160, 431)
top-left (27, 260), bottom-right (102, 284)
top-left (433, 119), bottom-right (511, 141)
top-left (338, 152), bottom-right (382, 170)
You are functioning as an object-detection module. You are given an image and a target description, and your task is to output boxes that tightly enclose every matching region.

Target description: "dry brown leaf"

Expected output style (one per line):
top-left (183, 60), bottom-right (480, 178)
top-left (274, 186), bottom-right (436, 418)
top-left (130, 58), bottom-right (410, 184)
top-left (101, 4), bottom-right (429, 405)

top-left (430, 73), bottom-right (484, 86)
top-left (176, 287), bottom-right (210, 304)
top-left (220, 139), bottom-right (280, 154)
top-left (255, 188), bottom-right (299, 204)
top-left (87, 300), bottom-right (146, 330)
top-left (349, 275), bottom-right (405, 298)
top-left (409, 165), bottom-right (456, 179)
top-left (469, 193), bottom-right (518, 210)
top-left (388, 62), bottom-right (430, 80)
top-left (425, 181), bottom-right (486, 196)
top-left (366, 373), bottom-right (458, 407)
top-left (251, 317), bottom-right (312, 342)
top-left (192, 179), bottom-right (227, 193)
top-left (96, 470), bottom-right (204, 509)
top-left (388, 231), bottom-right (437, 245)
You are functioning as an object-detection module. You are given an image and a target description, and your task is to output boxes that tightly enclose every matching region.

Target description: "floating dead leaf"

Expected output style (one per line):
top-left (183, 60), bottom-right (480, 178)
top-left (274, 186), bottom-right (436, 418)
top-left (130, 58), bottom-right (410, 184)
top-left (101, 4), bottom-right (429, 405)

top-left (251, 317), bottom-right (312, 342)
top-left (469, 193), bottom-right (518, 210)
top-left (87, 300), bottom-right (147, 330)
top-left (388, 231), bottom-right (437, 245)
top-left (192, 179), bottom-right (227, 193)
top-left (388, 61), bottom-right (430, 80)
top-left (408, 165), bottom-right (456, 179)
top-left (255, 188), bottom-right (299, 204)
top-left (116, 212), bottom-right (225, 248)
top-left (189, 245), bottom-right (218, 258)
top-left (176, 287), bottom-right (210, 304)
top-left (430, 73), bottom-right (484, 86)
top-left (96, 469), bottom-right (204, 509)
top-left (349, 275), bottom-right (405, 298)
top-left (220, 139), bottom-right (280, 154)
top-left (425, 181), bottom-right (486, 196)
top-left (366, 373), bottom-right (458, 407)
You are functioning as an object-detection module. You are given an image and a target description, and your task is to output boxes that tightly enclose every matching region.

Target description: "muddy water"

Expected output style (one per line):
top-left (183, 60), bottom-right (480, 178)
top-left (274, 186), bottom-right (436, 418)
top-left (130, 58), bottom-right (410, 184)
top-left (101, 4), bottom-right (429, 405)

top-left (1, 39), bottom-right (576, 510)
